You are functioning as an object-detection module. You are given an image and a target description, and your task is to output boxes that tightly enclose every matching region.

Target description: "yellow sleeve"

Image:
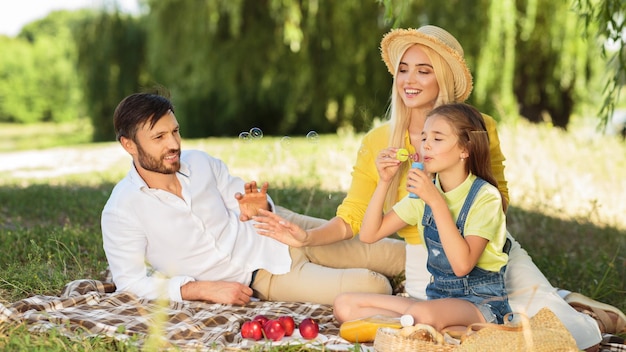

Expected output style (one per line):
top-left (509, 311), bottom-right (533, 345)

top-left (336, 126), bottom-right (388, 237)
top-left (482, 113), bottom-right (509, 209)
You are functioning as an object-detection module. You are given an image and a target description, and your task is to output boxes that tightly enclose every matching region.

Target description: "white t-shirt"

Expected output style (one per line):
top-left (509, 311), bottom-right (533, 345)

top-left (101, 150), bottom-right (291, 302)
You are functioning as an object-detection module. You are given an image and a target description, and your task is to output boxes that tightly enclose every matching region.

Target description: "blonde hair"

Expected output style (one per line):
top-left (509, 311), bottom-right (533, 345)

top-left (384, 44), bottom-right (461, 209)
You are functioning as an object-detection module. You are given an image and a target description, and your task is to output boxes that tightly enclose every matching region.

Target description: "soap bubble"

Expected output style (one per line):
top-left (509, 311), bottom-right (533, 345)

top-left (280, 136), bottom-right (292, 147)
top-left (238, 131), bottom-right (251, 142)
top-left (249, 127), bottom-right (263, 139)
top-left (306, 131), bottom-right (319, 143)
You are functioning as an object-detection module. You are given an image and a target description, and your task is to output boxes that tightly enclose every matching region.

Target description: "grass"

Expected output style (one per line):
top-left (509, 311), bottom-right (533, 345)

top-left (0, 119), bottom-right (624, 350)
top-left (0, 120), bottom-right (94, 151)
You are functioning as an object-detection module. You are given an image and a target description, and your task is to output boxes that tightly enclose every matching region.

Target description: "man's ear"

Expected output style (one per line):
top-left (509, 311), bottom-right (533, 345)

top-left (120, 136), bottom-right (136, 155)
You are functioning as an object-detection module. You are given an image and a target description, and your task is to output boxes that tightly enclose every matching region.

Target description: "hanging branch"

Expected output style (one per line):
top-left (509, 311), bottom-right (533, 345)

top-left (572, 0), bottom-right (625, 130)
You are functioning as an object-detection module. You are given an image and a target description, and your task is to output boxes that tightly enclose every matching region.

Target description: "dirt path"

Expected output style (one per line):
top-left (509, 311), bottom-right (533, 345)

top-left (0, 144), bottom-right (128, 180)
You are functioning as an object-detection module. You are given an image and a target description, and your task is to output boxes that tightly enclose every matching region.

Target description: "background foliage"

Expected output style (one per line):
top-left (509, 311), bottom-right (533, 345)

top-left (0, 11), bottom-right (86, 124)
top-left (0, 0), bottom-right (623, 140)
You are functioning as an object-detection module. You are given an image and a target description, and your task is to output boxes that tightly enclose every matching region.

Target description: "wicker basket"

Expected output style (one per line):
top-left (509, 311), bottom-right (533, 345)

top-left (373, 308), bottom-right (578, 352)
top-left (456, 307), bottom-right (578, 352)
top-left (373, 327), bottom-right (456, 352)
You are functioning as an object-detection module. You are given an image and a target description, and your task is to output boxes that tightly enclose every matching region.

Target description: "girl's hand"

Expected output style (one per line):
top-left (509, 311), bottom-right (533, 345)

top-left (253, 209), bottom-right (309, 247)
top-left (406, 168), bottom-right (440, 204)
top-left (375, 148), bottom-right (404, 182)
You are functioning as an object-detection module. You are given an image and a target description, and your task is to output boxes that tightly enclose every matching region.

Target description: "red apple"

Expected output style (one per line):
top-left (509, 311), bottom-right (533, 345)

top-left (299, 318), bottom-right (319, 339)
top-left (253, 314), bottom-right (269, 326)
top-left (241, 320), bottom-right (263, 341)
top-left (278, 315), bottom-right (295, 337)
top-left (263, 319), bottom-right (286, 341)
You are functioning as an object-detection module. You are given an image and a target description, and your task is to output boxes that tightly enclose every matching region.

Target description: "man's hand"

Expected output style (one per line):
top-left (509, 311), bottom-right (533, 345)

top-left (235, 181), bottom-right (270, 221)
top-left (181, 281), bottom-right (253, 305)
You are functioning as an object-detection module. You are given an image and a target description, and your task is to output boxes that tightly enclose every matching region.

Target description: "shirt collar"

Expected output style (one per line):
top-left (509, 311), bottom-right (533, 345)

top-left (435, 172), bottom-right (476, 198)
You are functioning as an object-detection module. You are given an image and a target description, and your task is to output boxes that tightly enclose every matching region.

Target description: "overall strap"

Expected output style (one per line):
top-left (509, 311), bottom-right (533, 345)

top-left (455, 178), bottom-right (487, 236)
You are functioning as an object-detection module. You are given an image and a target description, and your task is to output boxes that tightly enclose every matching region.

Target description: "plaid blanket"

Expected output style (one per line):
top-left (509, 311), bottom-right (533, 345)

top-left (0, 279), bottom-right (360, 351)
top-left (2, 280), bottom-right (623, 351)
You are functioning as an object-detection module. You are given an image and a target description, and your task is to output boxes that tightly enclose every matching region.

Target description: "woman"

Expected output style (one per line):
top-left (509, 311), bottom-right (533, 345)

top-left (255, 25), bottom-right (606, 350)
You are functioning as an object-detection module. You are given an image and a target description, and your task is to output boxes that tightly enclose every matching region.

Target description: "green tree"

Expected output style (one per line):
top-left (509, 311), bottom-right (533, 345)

top-left (385, 0), bottom-right (609, 129)
top-left (510, 0), bottom-right (603, 128)
top-left (75, 10), bottom-right (147, 141)
top-left (0, 37), bottom-right (40, 123)
top-left (0, 11), bottom-right (85, 123)
top-left (573, 0), bottom-right (626, 128)
top-left (68, 0), bottom-right (622, 138)
top-left (145, 0), bottom-right (390, 138)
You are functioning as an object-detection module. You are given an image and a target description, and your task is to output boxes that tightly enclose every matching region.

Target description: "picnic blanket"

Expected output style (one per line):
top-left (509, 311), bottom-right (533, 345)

top-left (2, 279), bottom-right (624, 351)
top-left (0, 279), bottom-right (357, 351)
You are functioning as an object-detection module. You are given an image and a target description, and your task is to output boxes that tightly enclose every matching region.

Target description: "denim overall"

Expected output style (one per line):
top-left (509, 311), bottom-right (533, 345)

top-left (422, 178), bottom-right (511, 323)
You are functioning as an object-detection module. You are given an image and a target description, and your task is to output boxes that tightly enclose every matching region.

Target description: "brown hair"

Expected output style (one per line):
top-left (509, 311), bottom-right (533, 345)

top-left (426, 103), bottom-right (498, 190)
top-left (113, 90), bottom-right (174, 142)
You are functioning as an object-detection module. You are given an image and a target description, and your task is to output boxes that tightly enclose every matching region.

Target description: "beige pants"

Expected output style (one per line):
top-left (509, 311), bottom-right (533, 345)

top-left (251, 206), bottom-right (406, 304)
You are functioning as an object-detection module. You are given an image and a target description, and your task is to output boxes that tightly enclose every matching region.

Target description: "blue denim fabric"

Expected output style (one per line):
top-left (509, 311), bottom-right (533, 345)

top-left (422, 178), bottom-right (511, 324)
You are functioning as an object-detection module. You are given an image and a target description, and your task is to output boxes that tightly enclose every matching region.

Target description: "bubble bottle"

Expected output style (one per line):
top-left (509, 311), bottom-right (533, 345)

top-left (408, 154), bottom-right (423, 199)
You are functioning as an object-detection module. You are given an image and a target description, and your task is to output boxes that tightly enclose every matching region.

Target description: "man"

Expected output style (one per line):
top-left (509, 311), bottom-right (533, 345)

top-left (101, 92), bottom-right (392, 305)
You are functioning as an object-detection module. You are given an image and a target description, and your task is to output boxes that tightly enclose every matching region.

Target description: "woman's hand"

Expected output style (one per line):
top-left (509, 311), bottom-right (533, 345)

top-left (375, 147), bottom-right (405, 182)
top-left (253, 209), bottom-right (309, 247)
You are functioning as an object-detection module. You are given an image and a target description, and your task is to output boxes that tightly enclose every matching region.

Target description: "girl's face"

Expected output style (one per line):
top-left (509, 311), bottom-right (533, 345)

top-left (395, 45), bottom-right (440, 110)
top-left (420, 115), bottom-right (466, 175)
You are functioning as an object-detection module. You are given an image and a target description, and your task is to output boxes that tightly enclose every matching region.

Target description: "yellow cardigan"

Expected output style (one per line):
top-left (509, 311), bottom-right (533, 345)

top-left (336, 113), bottom-right (508, 245)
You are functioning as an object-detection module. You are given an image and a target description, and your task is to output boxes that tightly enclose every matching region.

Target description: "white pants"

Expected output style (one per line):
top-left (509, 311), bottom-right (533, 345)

top-left (405, 234), bottom-right (601, 350)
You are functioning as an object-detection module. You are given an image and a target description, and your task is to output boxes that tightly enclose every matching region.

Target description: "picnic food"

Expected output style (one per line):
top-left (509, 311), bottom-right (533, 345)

top-left (396, 148), bottom-right (409, 161)
top-left (339, 314), bottom-right (404, 343)
top-left (299, 318), bottom-right (319, 339)
top-left (241, 320), bottom-right (263, 341)
top-left (263, 319), bottom-right (286, 341)
top-left (253, 314), bottom-right (269, 326)
top-left (242, 315), bottom-right (319, 342)
top-left (278, 315), bottom-right (295, 336)
top-left (399, 323), bottom-right (444, 344)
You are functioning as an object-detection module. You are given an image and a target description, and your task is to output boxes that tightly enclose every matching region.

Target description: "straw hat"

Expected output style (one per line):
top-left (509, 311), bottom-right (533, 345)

top-left (380, 25), bottom-right (473, 102)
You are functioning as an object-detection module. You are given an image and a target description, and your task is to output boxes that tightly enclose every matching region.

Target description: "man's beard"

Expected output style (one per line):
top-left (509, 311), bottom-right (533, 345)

top-left (136, 142), bottom-right (181, 174)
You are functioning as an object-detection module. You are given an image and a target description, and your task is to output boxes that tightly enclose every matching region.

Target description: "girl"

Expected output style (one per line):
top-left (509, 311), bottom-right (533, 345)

top-left (333, 103), bottom-right (511, 332)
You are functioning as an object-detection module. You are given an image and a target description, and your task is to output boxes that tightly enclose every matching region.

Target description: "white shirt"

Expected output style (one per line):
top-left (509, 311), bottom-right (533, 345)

top-left (101, 150), bottom-right (291, 302)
